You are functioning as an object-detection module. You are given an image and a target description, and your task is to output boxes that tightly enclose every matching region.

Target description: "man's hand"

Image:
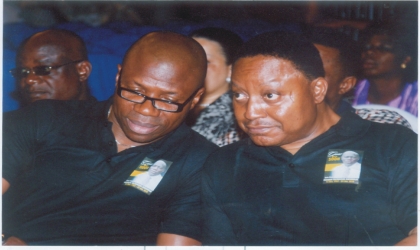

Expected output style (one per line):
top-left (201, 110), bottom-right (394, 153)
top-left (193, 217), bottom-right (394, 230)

top-left (395, 227), bottom-right (417, 246)
top-left (2, 236), bottom-right (27, 245)
top-left (156, 233), bottom-right (201, 246)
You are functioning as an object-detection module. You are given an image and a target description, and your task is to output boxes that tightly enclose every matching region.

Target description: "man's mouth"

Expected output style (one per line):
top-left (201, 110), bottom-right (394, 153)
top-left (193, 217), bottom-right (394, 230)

top-left (126, 118), bottom-right (159, 134)
top-left (27, 91), bottom-right (49, 101)
top-left (245, 125), bottom-right (272, 135)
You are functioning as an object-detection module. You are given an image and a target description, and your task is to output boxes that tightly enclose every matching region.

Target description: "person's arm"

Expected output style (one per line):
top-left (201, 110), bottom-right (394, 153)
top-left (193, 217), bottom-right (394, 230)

top-left (394, 227), bottom-right (417, 246)
top-left (388, 129), bottom-right (417, 246)
top-left (201, 158), bottom-right (238, 245)
top-left (2, 178), bottom-right (10, 195)
top-left (2, 236), bottom-right (27, 245)
top-left (156, 233), bottom-right (201, 246)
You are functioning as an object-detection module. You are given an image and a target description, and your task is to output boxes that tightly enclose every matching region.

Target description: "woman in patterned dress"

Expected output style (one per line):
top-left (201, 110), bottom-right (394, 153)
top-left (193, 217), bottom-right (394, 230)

top-left (186, 27), bottom-right (244, 146)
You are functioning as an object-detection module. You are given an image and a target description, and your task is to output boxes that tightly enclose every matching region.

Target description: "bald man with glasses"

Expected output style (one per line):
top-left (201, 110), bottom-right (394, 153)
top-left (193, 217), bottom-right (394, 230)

top-left (3, 31), bottom-right (216, 246)
top-left (10, 29), bottom-right (94, 107)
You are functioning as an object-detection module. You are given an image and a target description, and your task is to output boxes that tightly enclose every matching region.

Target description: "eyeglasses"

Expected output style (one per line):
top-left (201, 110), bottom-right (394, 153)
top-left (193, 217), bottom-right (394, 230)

top-left (362, 44), bottom-right (394, 53)
top-left (10, 59), bottom-right (84, 79)
top-left (117, 77), bottom-right (200, 113)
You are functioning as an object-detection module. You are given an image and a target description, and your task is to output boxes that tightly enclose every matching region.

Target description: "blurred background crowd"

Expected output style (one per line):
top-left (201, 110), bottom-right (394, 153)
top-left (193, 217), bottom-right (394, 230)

top-left (3, 0), bottom-right (418, 112)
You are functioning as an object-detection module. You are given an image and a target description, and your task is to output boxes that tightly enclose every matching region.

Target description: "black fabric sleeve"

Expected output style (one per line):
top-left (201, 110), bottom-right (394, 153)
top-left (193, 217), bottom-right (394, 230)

top-left (388, 129), bottom-right (418, 235)
top-left (2, 106), bottom-right (41, 185)
top-left (201, 152), bottom-right (238, 245)
top-left (158, 136), bottom-right (217, 242)
top-left (158, 163), bottom-right (202, 241)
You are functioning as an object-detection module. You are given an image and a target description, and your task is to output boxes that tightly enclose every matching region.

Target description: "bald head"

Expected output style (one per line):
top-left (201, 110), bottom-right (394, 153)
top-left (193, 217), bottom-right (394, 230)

top-left (13, 29), bottom-right (92, 106)
top-left (122, 31), bottom-right (207, 89)
top-left (17, 29), bottom-right (88, 63)
top-left (110, 31), bottom-right (208, 146)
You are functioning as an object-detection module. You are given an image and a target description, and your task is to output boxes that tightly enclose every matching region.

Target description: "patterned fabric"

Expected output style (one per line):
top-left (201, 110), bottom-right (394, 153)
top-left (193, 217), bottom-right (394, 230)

top-left (355, 108), bottom-right (412, 129)
top-left (352, 79), bottom-right (418, 116)
top-left (337, 100), bottom-right (412, 129)
top-left (191, 91), bottom-right (242, 147)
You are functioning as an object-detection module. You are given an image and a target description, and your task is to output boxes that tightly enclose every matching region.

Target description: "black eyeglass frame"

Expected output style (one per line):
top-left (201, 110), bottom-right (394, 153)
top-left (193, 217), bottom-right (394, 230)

top-left (116, 76), bottom-right (200, 113)
top-left (9, 59), bottom-right (85, 78)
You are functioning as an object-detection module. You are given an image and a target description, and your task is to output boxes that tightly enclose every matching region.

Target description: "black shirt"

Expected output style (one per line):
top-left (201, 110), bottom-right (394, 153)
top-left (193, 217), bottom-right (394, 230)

top-left (3, 99), bottom-right (217, 245)
top-left (202, 112), bottom-right (417, 246)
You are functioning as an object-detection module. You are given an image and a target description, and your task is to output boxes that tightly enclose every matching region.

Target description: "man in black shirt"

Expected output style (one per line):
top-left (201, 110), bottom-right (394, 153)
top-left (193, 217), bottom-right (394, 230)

top-left (10, 29), bottom-right (94, 107)
top-left (201, 31), bottom-right (417, 246)
top-left (3, 31), bottom-right (217, 246)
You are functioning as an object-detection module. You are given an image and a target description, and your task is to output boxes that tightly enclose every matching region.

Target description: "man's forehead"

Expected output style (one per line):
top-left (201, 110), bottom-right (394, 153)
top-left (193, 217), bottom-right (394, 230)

top-left (18, 45), bottom-right (66, 64)
top-left (232, 56), bottom-right (306, 83)
top-left (123, 60), bottom-right (183, 82)
top-left (21, 41), bottom-right (68, 57)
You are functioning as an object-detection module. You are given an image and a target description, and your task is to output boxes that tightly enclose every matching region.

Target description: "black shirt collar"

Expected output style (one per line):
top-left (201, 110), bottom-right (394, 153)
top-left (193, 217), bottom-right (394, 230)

top-left (336, 99), bottom-right (356, 116)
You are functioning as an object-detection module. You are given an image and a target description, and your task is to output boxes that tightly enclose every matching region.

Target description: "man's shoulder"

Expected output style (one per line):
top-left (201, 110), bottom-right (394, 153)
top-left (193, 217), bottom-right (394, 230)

top-left (4, 99), bottom-right (108, 132)
top-left (205, 138), bottom-right (252, 162)
top-left (167, 124), bottom-right (219, 155)
top-left (355, 108), bottom-right (413, 129)
top-left (5, 99), bottom-right (102, 117)
top-left (335, 112), bottom-right (417, 158)
top-left (337, 111), bottom-right (415, 137)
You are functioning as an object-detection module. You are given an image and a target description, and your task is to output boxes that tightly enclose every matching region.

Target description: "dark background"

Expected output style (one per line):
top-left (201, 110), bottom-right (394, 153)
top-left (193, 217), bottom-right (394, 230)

top-left (4, 1), bottom-right (418, 35)
top-left (3, 1), bottom-right (418, 112)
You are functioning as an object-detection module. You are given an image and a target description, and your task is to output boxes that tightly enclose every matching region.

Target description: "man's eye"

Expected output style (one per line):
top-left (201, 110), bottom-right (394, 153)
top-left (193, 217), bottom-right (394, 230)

top-left (264, 93), bottom-right (279, 100)
top-left (233, 92), bottom-right (246, 101)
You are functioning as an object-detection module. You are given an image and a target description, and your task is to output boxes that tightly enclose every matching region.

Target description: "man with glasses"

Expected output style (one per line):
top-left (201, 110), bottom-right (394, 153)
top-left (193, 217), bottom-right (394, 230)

top-left (10, 29), bottom-right (93, 107)
top-left (2, 31), bottom-right (216, 245)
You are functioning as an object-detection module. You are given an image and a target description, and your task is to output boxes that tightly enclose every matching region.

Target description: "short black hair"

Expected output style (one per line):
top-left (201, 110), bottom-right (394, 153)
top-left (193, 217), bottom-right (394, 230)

top-left (234, 31), bottom-right (324, 81)
top-left (189, 27), bottom-right (243, 65)
top-left (304, 27), bottom-right (360, 78)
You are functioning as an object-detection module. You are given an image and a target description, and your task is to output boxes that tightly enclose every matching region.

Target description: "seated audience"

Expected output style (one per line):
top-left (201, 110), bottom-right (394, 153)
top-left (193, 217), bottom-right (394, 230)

top-left (201, 31), bottom-right (417, 246)
top-left (187, 27), bottom-right (244, 146)
top-left (10, 29), bottom-right (94, 107)
top-left (2, 31), bottom-right (217, 246)
top-left (306, 27), bottom-right (412, 129)
top-left (352, 22), bottom-right (418, 116)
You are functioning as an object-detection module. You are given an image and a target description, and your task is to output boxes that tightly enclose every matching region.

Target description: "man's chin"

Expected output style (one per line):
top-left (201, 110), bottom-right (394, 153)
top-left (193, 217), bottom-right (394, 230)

top-left (126, 132), bottom-right (165, 146)
top-left (249, 135), bottom-right (281, 147)
top-left (26, 92), bottom-right (51, 103)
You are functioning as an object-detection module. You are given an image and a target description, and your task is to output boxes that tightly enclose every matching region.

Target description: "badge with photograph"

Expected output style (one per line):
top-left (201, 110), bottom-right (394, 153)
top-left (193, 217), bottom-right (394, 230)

top-left (323, 149), bottom-right (364, 184)
top-left (124, 157), bottom-right (172, 194)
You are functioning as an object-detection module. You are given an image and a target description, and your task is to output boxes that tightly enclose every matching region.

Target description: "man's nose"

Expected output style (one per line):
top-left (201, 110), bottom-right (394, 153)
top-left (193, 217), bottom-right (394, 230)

top-left (133, 99), bottom-right (160, 117)
top-left (22, 71), bottom-right (41, 86)
top-left (244, 97), bottom-right (265, 120)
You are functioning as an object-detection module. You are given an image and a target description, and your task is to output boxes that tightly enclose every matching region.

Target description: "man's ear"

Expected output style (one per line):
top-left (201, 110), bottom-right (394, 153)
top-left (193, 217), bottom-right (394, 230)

top-left (189, 87), bottom-right (205, 110)
top-left (311, 77), bottom-right (328, 104)
top-left (338, 76), bottom-right (357, 95)
top-left (77, 61), bottom-right (92, 82)
top-left (115, 64), bottom-right (122, 87)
